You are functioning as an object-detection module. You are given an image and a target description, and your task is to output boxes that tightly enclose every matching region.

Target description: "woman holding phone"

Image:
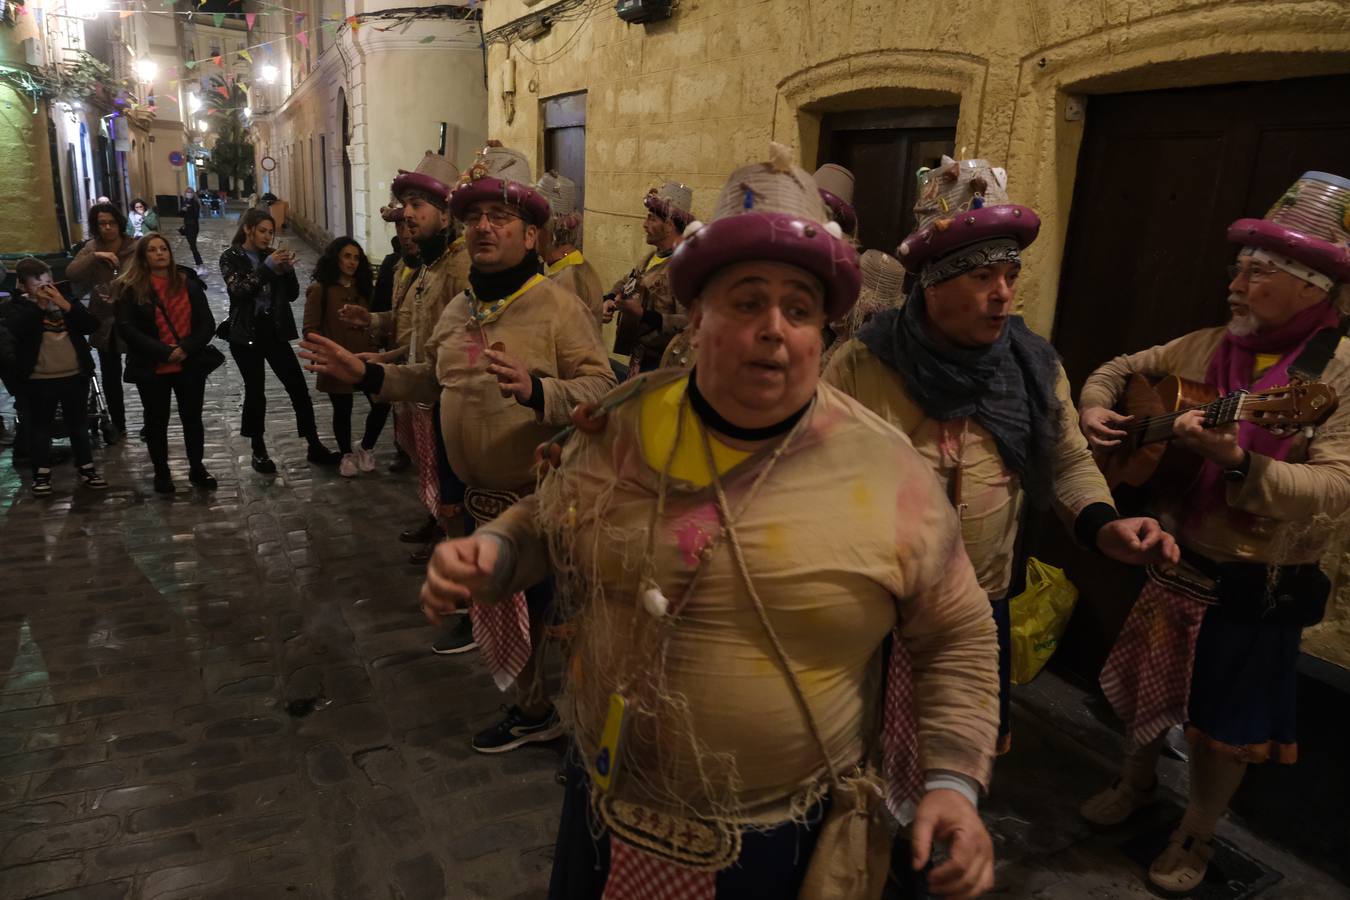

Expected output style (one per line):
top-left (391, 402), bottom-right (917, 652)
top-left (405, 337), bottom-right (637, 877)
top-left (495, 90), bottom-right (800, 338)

top-left (219, 208), bottom-right (339, 473)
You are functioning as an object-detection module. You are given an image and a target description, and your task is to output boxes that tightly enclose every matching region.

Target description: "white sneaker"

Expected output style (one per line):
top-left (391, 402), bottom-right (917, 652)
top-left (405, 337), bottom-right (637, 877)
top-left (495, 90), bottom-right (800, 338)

top-left (355, 446), bottom-right (376, 473)
top-left (339, 453), bottom-right (359, 478)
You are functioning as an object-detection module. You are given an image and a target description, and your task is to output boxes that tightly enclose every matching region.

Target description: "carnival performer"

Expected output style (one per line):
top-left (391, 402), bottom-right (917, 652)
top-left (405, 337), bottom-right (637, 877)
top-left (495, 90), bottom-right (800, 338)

top-left (301, 142), bottom-right (616, 750)
top-left (814, 162), bottom-right (859, 247)
top-left (1077, 170), bottom-right (1350, 894)
top-left (819, 248), bottom-right (905, 371)
top-left (536, 171), bottom-right (604, 329)
top-left (416, 144), bottom-right (1000, 899)
top-left (602, 181), bottom-right (693, 376)
top-left (824, 157), bottom-right (1179, 755)
top-left (370, 204), bottom-right (419, 473)
top-left (339, 153), bottom-right (469, 567)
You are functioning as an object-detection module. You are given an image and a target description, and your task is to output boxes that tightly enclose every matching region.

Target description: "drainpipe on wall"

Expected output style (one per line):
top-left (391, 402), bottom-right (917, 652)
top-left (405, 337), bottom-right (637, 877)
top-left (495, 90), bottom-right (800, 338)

top-left (45, 105), bottom-right (71, 251)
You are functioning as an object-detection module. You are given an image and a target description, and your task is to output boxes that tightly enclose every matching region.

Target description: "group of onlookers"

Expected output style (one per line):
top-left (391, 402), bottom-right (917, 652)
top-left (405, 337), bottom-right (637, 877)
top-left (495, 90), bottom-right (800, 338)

top-left (0, 190), bottom-right (391, 497)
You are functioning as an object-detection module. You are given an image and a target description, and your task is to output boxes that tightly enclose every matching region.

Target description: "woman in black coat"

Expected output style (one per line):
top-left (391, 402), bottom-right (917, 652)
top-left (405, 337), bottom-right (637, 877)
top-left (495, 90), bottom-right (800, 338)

top-left (115, 233), bottom-right (218, 493)
top-left (219, 208), bottom-right (338, 473)
top-left (179, 188), bottom-right (204, 266)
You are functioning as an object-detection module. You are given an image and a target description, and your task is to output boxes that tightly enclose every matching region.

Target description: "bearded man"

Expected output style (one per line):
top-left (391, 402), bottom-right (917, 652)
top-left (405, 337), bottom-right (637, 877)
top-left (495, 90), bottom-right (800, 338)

top-left (1078, 170), bottom-right (1350, 894)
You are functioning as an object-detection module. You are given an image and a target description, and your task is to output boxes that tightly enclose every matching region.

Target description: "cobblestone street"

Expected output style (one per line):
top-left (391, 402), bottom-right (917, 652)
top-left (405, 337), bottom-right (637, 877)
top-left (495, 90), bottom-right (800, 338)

top-left (1, 214), bottom-right (1347, 900)
top-left (0, 213), bottom-right (561, 899)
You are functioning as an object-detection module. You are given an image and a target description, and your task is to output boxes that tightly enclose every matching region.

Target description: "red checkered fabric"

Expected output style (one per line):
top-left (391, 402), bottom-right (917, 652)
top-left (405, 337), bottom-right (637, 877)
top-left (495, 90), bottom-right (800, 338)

top-left (469, 592), bottom-right (531, 691)
top-left (882, 632), bottom-right (923, 818)
top-left (602, 838), bottom-right (716, 900)
top-left (395, 404), bottom-right (440, 517)
top-left (1099, 570), bottom-right (1209, 748)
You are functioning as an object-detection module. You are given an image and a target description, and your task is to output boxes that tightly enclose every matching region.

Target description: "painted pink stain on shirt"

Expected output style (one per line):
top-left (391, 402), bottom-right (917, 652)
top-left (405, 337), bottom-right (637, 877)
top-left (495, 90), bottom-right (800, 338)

top-left (465, 330), bottom-right (485, 365)
top-left (673, 503), bottom-right (719, 567)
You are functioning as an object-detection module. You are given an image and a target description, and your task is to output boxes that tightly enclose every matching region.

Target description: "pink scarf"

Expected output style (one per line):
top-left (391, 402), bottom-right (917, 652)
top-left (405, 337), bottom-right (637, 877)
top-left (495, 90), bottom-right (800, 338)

top-left (1188, 301), bottom-right (1339, 519)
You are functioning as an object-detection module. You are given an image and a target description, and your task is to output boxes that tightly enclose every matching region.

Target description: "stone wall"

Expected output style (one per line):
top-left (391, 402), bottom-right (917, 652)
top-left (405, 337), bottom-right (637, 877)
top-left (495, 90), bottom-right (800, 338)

top-left (249, 21), bottom-right (487, 257)
top-left (483, 0), bottom-right (1350, 334)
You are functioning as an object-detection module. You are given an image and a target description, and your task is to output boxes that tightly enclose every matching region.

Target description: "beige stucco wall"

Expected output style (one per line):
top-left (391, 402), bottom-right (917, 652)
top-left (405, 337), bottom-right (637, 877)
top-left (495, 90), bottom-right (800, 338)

top-left (485, 0), bottom-right (1350, 667)
top-left (484, 0), bottom-right (1350, 333)
top-left (250, 21), bottom-right (487, 256)
top-left (0, 86), bottom-right (63, 255)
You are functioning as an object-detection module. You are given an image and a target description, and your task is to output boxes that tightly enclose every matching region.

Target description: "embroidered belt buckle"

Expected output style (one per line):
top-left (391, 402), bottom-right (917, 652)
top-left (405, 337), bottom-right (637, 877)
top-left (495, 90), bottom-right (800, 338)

top-left (464, 487), bottom-right (522, 526)
top-left (595, 794), bottom-right (741, 871)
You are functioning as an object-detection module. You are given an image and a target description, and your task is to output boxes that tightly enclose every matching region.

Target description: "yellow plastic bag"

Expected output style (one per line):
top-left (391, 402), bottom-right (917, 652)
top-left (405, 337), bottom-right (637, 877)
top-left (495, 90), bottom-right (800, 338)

top-left (1009, 557), bottom-right (1079, 685)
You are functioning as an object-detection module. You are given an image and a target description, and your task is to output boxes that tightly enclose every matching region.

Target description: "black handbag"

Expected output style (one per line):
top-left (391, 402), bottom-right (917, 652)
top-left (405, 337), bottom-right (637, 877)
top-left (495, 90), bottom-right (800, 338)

top-left (1212, 561), bottom-right (1330, 627)
top-left (152, 294), bottom-right (225, 377)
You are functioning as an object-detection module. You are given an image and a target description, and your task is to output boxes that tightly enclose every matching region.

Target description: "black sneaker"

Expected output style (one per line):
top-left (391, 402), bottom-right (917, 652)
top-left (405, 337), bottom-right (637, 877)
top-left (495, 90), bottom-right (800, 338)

top-left (400, 515), bottom-right (438, 544)
top-left (251, 454), bottom-right (277, 475)
top-left (188, 466), bottom-right (218, 489)
top-left (77, 465), bottom-right (109, 490)
top-left (472, 705), bottom-right (564, 754)
top-left (388, 450), bottom-right (411, 473)
top-left (153, 473), bottom-right (175, 494)
top-left (306, 444), bottom-right (342, 466)
top-left (431, 615), bottom-right (478, 655)
top-left (31, 468), bottom-right (53, 497)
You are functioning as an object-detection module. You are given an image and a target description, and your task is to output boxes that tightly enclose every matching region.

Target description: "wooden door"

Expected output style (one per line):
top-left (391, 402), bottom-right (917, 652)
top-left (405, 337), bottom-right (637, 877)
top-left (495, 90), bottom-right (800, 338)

top-left (543, 91), bottom-right (587, 235)
top-left (819, 107), bottom-right (958, 254)
top-left (1035, 73), bottom-right (1350, 680)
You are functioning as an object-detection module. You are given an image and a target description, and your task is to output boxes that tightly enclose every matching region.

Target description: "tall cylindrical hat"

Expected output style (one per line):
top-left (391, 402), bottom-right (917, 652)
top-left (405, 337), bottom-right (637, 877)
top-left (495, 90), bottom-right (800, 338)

top-left (449, 142), bottom-right (551, 227)
top-left (813, 163), bottom-right (857, 236)
top-left (669, 143), bottom-right (861, 320)
top-left (391, 151), bottom-right (459, 208)
top-left (1228, 171), bottom-right (1350, 283)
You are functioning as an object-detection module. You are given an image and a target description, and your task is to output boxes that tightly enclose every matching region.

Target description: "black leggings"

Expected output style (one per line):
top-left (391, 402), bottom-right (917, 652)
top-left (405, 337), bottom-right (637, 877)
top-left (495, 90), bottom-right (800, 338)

top-left (327, 391), bottom-right (389, 454)
top-left (183, 225), bottom-right (203, 265)
top-left (228, 320), bottom-right (317, 442)
top-left (96, 348), bottom-right (125, 432)
top-left (26, 375), bottom-right (92, 470)
top-left (136, 371), bottom-right (207, 474)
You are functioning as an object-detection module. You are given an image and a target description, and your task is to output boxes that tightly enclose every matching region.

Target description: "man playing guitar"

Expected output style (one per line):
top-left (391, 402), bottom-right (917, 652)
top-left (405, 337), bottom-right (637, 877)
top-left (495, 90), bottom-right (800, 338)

top-left (1078, 171), bottom-right (1350, 895)
top-left (602, 182), bottom-right (693, 377)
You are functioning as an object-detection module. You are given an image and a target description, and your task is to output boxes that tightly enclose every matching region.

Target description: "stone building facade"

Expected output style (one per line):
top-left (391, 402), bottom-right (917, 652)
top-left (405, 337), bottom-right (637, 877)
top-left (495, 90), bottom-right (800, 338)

top-left (246, 1), bottom-right (487, 254)
top-left (481, 0), bottom-right (1350, 669)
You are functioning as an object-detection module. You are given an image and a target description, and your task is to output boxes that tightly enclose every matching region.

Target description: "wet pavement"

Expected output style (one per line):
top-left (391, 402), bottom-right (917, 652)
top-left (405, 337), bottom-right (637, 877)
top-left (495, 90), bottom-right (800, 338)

top-left (1, 211), bottom-right (1347, 899)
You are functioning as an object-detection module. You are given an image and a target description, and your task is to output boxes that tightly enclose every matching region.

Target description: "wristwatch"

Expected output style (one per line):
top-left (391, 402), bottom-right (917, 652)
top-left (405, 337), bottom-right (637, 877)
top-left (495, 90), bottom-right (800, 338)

top-left (1222, 450), bottom-right (1252, 483)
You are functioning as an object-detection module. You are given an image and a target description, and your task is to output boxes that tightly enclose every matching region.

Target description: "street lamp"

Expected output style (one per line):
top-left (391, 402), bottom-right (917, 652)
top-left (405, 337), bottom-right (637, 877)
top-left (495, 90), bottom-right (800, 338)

top-left (135, 59), bottom-right (158, 83)
top-left (258, 64), bottom-right (279, 84)
top-left (187, 92), bottom-right (202, 113)
top-left (196, 119), bottom-right (208, 132)
top-left (243, 107), bottom-right (252, 119)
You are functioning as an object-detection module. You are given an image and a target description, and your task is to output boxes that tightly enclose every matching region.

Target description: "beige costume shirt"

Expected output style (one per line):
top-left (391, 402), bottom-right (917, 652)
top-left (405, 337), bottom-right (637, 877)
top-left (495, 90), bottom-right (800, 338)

top-left (480, 371), bottom-right (999, 823)
top-left (1080, 326), bottom-right (1350, 564)
top-left (376, 276), bottom-right (616, 493)
top-left (824, 339), bottom-right (1116, 599)
top-left (546, 251), bottom-right (605, 331)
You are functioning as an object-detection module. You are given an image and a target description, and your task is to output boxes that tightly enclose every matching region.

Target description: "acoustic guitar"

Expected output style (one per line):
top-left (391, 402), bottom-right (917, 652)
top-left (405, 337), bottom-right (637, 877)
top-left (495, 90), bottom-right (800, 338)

top-left (1094, 373), bottom-right (1339, 493)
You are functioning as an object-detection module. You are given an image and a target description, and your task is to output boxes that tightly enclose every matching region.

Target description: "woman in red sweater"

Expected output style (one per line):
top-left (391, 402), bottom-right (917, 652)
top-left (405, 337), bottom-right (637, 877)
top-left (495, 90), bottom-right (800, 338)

top-left (114, 234), bottom-right (220, 493)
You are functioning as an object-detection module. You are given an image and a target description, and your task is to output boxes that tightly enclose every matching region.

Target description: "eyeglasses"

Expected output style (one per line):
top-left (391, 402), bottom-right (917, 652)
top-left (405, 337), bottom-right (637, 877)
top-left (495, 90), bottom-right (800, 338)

top-left (464, 209), bottom-right (522, 229)
top-left (1227, 263), bottom-right (1280, 282)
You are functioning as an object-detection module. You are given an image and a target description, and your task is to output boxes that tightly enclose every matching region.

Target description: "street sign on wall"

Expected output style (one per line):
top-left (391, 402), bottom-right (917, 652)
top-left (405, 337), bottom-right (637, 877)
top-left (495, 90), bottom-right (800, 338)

top-left (168, 150), bottom-right (185, 167)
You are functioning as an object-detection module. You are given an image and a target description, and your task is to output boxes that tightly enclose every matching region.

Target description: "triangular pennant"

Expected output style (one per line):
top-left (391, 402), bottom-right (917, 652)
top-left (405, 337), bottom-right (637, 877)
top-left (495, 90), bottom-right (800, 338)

top-left (217, 85), bottom-right (230, 98)
top-left (245, 12), bottom-right (256, 29)
top-left (295, 29), bottom-right (309, 48)
top-left (119, 10), bottom-right (134, 18)
top-left (238, 48), bottom-right (252, 63)
top-left (346, 15), bottom-right (359, 32)
top-left (185, 59), bottom-right (198, 70)
top-left (294, 12), bottom-right (305, 25)
top-left (212, 12), bottom-right (224, 27)
top-left (321, 20), bottom-right (337, 33)
top-left (418, 35), bottom-right (435, 44)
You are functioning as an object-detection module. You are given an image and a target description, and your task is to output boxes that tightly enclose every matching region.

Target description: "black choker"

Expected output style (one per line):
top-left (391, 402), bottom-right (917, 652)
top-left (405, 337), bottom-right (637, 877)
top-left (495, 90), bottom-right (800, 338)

top-left (686, 368), bottom-right (810, 442)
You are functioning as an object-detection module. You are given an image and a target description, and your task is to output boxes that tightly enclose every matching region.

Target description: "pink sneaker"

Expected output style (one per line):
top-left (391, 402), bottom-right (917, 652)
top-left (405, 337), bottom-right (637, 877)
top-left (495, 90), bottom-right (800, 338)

top-left (355, 446), bottom-right (376, 473)
top-left (339, 453), bottom-right (359, 478)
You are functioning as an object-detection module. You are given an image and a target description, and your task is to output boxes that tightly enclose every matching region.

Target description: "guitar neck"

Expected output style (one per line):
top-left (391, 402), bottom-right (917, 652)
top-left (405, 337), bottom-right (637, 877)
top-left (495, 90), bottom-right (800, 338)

top-left (1131, 393), bottom-right (1244, 447)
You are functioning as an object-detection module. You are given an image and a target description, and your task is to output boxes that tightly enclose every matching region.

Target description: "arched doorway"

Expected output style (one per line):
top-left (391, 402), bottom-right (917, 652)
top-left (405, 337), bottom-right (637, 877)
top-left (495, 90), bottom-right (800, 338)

top-left (339, 88), bottom-right (353, 237)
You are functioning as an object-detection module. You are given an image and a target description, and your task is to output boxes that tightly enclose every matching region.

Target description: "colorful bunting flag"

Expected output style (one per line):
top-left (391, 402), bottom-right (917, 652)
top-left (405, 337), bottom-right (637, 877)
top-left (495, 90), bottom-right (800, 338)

top-left (212, 53), bottom-right (223, 66)
top-left (239, 48), bottom-right (252, 63)
top-left (119, 10), bottom-right (134, 18)
top-left (185, 59), bottom-right (197, 70)
top-left (346, 15), bottom-right (359, 32)
top-left (212, 12), bottom-right (224, 27)
top-left (418, 35), bottom-right (435, 44)
top-left (295, 29), bottom-right (309, 48)
top-left (245, 12), bottom-right (256, 29)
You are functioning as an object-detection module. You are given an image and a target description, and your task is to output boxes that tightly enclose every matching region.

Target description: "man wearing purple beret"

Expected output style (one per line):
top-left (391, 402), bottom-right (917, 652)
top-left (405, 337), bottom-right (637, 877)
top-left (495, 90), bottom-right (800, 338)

top-left (1078, 171), bottom-right (1350, 894)
top-left (825, 156), bottom-right (1178, 766)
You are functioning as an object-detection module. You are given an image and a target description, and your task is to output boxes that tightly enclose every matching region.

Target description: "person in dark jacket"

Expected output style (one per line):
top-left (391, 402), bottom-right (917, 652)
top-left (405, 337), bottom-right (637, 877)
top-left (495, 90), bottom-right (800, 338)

top-left (180, 188), bottom-right (204, 266)
top-left (4, 257), bottom-right (109, 496)
top-left (219, 207), bottom-right (340, 473)
top-left (66, 202), bottom-right (137, 439)
top-left (115, 234), bottom-right (218, 494)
